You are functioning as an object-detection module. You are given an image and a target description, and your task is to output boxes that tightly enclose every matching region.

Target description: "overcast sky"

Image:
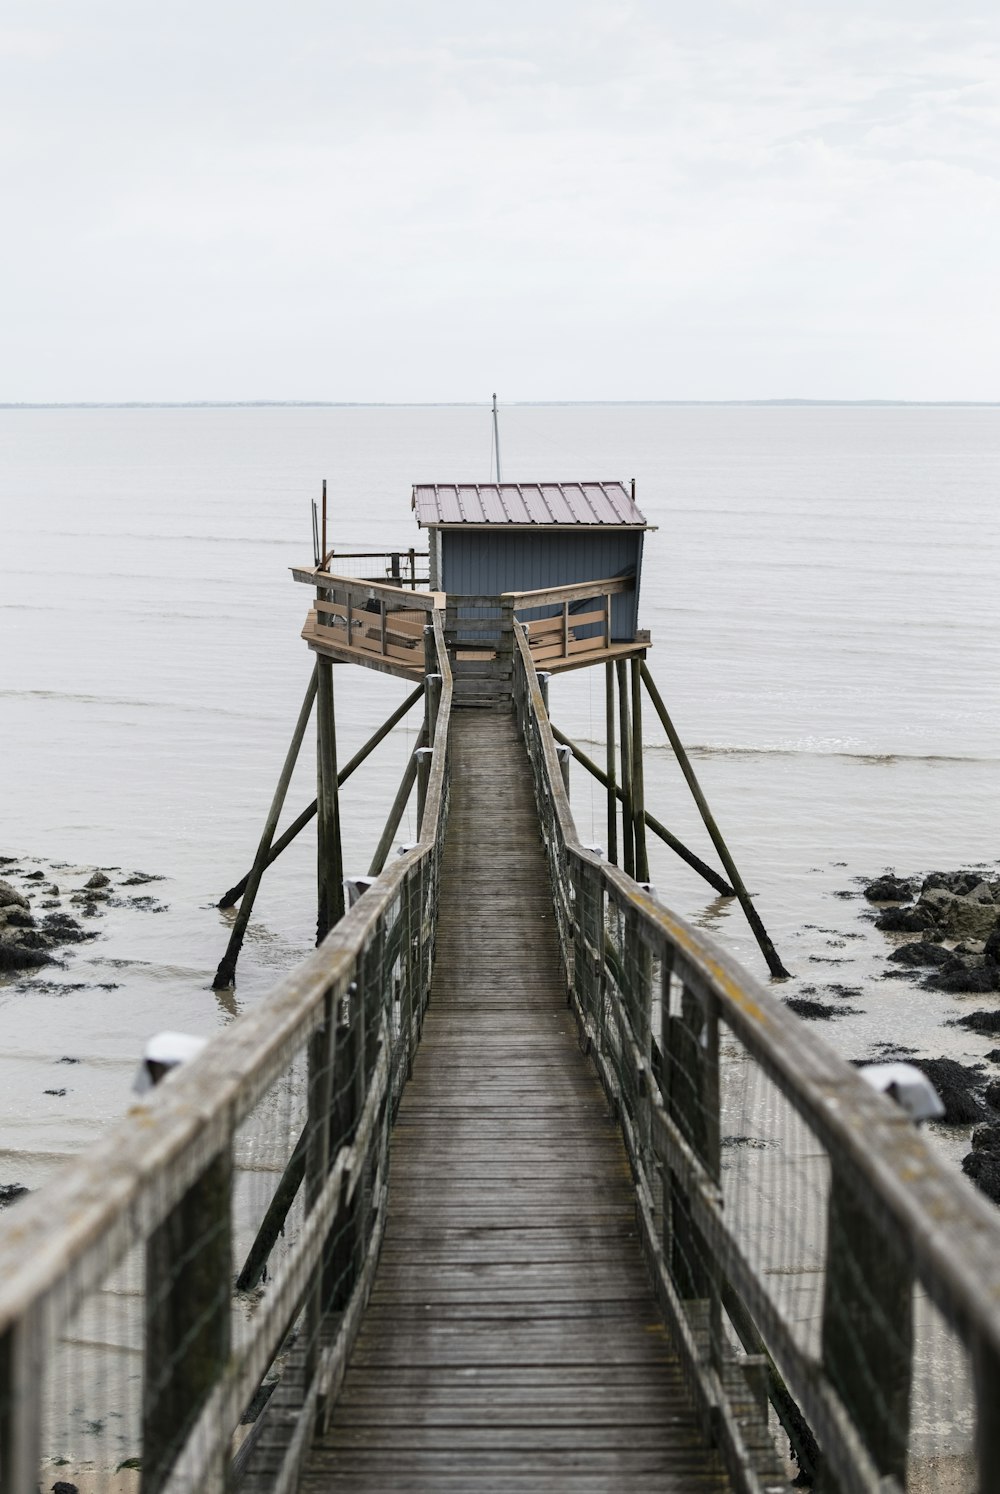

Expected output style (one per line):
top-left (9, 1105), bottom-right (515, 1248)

top-left (2, 1), bottom-right (998, 402)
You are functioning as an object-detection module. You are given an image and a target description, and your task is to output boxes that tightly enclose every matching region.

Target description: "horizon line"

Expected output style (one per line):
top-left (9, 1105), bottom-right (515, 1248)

top-left (1, 398), bottom-right (999, 410)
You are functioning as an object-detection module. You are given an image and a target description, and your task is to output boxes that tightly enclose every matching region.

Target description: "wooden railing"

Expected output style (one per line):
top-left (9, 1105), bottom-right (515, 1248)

top-left (0, 615), bottom-right (453, 1494)
top-left (292, 567), bottom-right (443, 679)
top-left (512, 620), bottom-right (1000, 1493)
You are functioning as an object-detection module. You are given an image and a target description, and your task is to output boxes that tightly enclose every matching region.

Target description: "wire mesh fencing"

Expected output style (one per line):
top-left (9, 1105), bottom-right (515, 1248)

top-left (512, 620), bottom-right (1000, 1494)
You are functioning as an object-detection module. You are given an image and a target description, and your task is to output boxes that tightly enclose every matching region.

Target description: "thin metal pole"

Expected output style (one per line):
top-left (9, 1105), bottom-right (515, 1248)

top-left (605, 663), bottom-right (618, 865)
top-left (367, 729), bottom-right (427, 876)
top-left (212, 668), bottom-right (318, 988)
top-left (321, 478), bottom-right (328, 567)
top-left (631, 656), bottom-right (650, 882)
top-left (492, 393), bottom-right (502, 482)
top-left (217, 683), bottom-right (425, 908)
top-left (616, 659), bottom-right (634, 878)
top-left (550, 723), bottom-right (734, 897)
top-left (316, 656), bottom-right (345, 942)
top-left (639, 661), bottom-right (789, 978)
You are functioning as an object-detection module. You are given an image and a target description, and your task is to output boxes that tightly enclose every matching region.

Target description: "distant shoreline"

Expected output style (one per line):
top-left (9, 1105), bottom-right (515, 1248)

top-left (2, 399), bottom-right (999, 410)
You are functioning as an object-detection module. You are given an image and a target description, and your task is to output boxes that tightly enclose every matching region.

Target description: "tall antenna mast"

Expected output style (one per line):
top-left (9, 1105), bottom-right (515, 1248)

top-left (492, 393), bottom-right (503, 483)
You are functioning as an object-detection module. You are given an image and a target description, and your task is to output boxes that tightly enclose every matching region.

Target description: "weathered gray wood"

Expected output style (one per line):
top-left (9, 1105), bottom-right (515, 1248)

top-left (292, 567), bottom-right (440, 609)
top-left (316, 656), bottom-right (345, 941)
top-left (143, 1149), bottom-right (232, 1494)
top-left (605, 662), bottom-right (618, 864)
top-left (631, 654), bottom-right (650, 882)
top-left (503, 574), bottom-right (635, 609)
top-left (821, 1171), bottom-right (913, 1482)
top-left (367, 729), bottom-right (426, 877)
top-left (616, 658), bottom-right (635, 878)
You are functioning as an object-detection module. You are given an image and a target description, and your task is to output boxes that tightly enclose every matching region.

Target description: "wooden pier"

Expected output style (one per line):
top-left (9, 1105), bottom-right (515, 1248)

top-left (301, 713), bottom-right (730, 1491)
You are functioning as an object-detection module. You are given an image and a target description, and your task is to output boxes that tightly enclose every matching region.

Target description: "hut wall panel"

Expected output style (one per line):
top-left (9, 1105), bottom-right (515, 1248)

top-left (440, 531), bottom-right (642, 639)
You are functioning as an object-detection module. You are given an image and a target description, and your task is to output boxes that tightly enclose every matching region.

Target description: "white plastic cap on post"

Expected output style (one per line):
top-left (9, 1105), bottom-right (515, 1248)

top-left (345, 875), bottom-right (378, 909)
top-left (584, 844), bottom-right (605, 859)
top-left (396, 843), bottom-right (419, 857)
top-left (858, 1063), bottom-right (945, 1123)
top-left (415, 748), bottom-right (434, 762)
top-left (134, 1031), bottom-right (208, 1094)
top-left (638, 881), bottom-right (658, 899)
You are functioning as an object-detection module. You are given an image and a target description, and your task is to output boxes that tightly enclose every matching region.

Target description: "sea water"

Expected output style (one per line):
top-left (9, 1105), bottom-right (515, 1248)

top-left (1, 402), bottom-right (998, 1184)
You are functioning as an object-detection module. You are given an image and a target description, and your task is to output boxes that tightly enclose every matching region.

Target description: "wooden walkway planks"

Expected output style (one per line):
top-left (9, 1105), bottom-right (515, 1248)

top-left (299, 713), bottom-right (730, 1492)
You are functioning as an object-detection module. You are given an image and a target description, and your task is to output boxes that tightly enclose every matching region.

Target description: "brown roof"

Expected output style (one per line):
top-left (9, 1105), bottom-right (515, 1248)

top-left (412, 481), bottom-right (647, 528)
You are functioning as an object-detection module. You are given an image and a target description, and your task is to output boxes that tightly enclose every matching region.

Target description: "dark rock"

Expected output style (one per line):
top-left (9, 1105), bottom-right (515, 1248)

top-left (864, 875), bottom-right (915, 902)
top-left (41, 912), bottom-right (91, 943)
top-left (58, 1055), bottom-right (80, 1064)
top-left (929, 957), bottom-right (1000, 994)
top-left (953, 1009), bottom-right (1000, 1034)
top-left (987, 1049), bottom-right (1000, 1064)
top-left (23, 869), bottom-right (45, 881)
top-left (985, 928), bottom-right (1000, 966)
top-left (825, 983), bottom-right (864, 998)
top-left (43, 1088), bottom-right (67, 1097)
top-left (875, 904), bottom-right (937, 933)
top-left (51, 1482), bottom-right (80, 1494)
top-left (888, 940), bottom-right (953, 968)
top-left (0, 879), bottom-right (30, 911)
top-left (923, 870), bottom-right (991, 897)
top-left (908, 1057), bottom-right (986, 1124)
top-left (0, 1184), bottom-right (28, 1208)
top-left (0, 941), bottom-right (53, 972)
top-left (918, 889), bottom-right (1000, 941)
top-left (986, 1080), bottom-right (1000, 1110)
top-left (121, 871), bottom-right (164, 886)
top-left (84, 870), bottom-right (111, 890)
top-left (785, 997), bottom-right (859, 1021)
top-left (0, 906), bottom-right (36, 930)
top-left (962, 1149), bottom-right (1000, 1203)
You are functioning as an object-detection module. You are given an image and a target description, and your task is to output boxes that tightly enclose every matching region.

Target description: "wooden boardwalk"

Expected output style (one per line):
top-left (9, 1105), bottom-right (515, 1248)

top-left (300, 713), bottom-right (731, 1492)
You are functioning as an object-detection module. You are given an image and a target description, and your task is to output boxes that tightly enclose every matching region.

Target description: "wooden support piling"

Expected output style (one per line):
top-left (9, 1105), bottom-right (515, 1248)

top-left (367, 729), bottom-right (427, 877)
top-left (630, 656), bottom-right (650, 882)
top-left (605, 663), bottom-right (618, 865)
top-left (616, 659), bottom-right (635, 879)
top-left (217, 683), bottom-right (425, 909)
top-left (212, 668), bottom-right (318, 988)
top-left (550, 724), bottom-right (735, 897)
top-left (316, 656), bottom-right (345, 943)
top-left (639, 662), bottom-right (790, 979)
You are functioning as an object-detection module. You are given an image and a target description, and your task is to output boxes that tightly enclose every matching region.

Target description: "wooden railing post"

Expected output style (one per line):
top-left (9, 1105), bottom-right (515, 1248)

top-left (142, 1150), bottom-right (232, 1494)
top-left (821, 1172), bottom-right (913, 1482)
top-left (0, 1308), bottom-right (43, 1494)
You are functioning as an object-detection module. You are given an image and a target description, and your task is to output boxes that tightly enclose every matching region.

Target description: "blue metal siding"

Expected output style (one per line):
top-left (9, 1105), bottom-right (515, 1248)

top-left (440, 531), bottom-right (642, 640)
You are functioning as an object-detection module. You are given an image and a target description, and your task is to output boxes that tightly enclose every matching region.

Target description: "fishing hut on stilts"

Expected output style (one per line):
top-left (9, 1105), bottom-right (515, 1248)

top-left (213, 473), bottom-right (786, 992)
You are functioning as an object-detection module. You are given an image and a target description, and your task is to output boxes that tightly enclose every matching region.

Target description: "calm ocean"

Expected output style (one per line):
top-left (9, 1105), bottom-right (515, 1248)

top-left (2, 403), bottom-right (998, 1182)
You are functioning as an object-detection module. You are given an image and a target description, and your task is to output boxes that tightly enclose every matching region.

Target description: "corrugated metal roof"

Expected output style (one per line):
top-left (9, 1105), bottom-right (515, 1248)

top-left (412, 481), bottom-right (647, 528)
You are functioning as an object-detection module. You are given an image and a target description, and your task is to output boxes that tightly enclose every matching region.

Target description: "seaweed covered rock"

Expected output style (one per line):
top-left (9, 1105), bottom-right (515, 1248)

top-left (888, 940), bottom-right (953, 969)
top-left (864, 874), bottom-right (915, 903)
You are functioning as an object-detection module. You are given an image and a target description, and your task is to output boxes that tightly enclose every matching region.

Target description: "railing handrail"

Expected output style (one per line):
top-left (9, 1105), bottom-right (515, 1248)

top-left (502, 574), bottom-right (634, 609)
top-left (0, 613), bottom-right (453, 1342)
top-left (291, 565), bottom-right (443, 609)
